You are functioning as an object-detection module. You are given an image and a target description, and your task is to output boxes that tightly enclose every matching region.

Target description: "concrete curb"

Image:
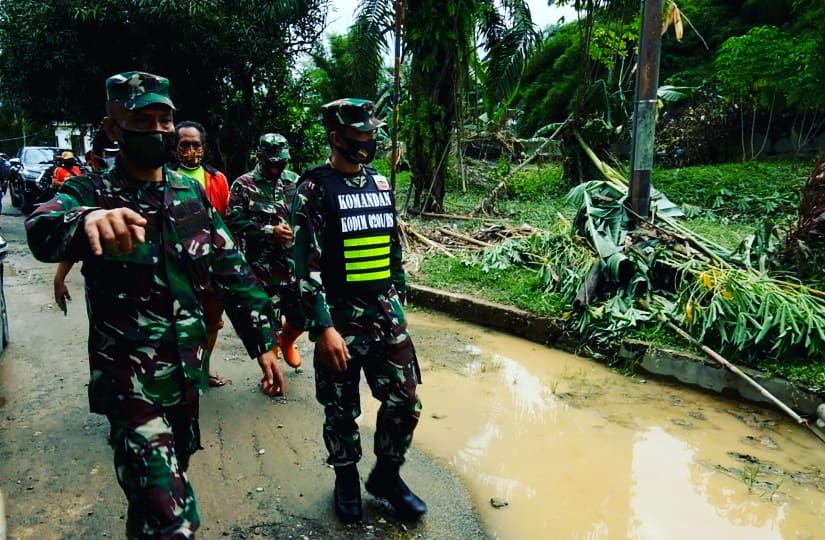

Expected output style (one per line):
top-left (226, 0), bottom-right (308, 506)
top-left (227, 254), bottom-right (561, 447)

top-left (408, 283), bottom-right (825, 415)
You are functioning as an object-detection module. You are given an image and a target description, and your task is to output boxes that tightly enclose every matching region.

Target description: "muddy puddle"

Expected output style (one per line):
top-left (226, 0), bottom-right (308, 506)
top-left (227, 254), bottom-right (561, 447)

top-left (359, 308), bottom-right (825, 540)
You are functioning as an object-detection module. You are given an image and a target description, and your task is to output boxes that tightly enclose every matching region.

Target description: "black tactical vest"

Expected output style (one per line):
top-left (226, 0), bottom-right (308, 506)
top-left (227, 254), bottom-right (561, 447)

top-left (308, 164), bottom-right (396, 299)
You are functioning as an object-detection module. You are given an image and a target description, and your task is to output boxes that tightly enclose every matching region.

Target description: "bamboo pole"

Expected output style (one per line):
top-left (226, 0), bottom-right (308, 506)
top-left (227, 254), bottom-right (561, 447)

top-left (659, 314), bottom-right (825, 445)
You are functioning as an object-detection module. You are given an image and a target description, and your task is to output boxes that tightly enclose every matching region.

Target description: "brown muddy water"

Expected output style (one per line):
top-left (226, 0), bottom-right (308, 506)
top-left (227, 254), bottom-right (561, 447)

top-left (366, 308), bottom-right (825, 540)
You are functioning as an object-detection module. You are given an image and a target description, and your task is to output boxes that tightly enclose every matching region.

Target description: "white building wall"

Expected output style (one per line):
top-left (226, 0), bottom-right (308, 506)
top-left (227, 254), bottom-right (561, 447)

top-left (54, 124), bottom-right (92, 155)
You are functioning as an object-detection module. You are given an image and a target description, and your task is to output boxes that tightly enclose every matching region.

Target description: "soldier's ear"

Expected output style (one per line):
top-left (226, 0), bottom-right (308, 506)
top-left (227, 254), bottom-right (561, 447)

top-left (328, 130), bottom-right (340, 147)
top-left (102, 117), bottom-right (120, 144)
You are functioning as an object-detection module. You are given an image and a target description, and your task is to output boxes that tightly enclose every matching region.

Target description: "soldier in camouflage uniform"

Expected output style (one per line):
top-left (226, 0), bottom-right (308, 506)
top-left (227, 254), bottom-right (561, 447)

top-left (225, 133), bottom-right (305, 372)
top-left (292, 98), bottom-right (426, 523)
top-left (170, 120), bottom-right (232, 387)
top-left (25, 71), bottom-right (284, 540)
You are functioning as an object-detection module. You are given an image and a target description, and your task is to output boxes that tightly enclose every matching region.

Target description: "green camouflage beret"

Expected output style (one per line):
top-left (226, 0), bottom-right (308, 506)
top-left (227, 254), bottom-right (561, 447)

top-left (320, 98), bottom-right (386, 132)
top-left (105, 71), bottom-right (176, 111)
top-left (258, 133), bottom-right (290, 160)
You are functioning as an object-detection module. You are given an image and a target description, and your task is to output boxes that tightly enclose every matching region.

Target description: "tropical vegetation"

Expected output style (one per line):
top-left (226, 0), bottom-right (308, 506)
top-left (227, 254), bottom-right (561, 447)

top-left (391, 154), bottom-right (825, 392)
top-left (1, 0), bottom-right (825, 390)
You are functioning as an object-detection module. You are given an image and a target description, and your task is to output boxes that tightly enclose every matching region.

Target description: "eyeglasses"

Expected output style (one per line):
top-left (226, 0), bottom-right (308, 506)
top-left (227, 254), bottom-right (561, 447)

top-left (178, 141), bottom-right (203, 150)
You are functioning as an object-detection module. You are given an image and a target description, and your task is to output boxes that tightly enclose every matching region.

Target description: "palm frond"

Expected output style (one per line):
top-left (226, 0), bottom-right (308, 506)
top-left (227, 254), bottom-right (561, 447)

top-left (351, 0), bottom-right (396, 85)
top-left (477, 0), bottom-right (540, 107)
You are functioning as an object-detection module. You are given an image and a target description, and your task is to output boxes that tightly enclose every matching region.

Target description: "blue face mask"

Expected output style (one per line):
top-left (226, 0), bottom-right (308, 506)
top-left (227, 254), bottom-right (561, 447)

top-left (104, 157), bottom-right (117, 169)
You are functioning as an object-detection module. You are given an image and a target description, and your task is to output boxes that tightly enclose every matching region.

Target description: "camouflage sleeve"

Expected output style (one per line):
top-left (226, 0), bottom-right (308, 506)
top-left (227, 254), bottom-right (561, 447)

top-left (225, 177), bottom-right (261, 241)
top-left (24, 176), bottom-right (100, 263)
top-left (209, 208), bottom-right (277, 358)
top-left (275, 188), bottom-right (290, 226)
top-left (292, 176), bottom-right (334, 335)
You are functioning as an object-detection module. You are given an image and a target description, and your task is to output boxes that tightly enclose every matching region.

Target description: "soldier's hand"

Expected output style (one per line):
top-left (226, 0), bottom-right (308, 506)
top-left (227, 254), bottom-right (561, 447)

top-left (316, 326), bottom-right (350, 372)
top-left (53, 279), bottom-right (71, 316)
top-left (84, 208), bottom-right (147, 256)
top-left (258, 348), bottom-right (285, 396)
top-left (272, 223), bottom-right (294, 245)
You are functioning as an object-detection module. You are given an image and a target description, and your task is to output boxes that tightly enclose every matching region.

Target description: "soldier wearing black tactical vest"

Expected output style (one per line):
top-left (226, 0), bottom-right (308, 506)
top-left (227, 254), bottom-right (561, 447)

top-left (292, 98), bottom-right (426, 524)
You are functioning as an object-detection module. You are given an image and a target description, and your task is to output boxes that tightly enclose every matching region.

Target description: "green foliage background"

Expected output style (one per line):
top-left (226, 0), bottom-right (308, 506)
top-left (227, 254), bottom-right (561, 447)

top-left (0, 0), bottom-right (329, 177)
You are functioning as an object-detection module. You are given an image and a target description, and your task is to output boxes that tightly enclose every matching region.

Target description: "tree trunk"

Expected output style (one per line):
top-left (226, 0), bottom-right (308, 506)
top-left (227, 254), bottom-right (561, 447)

top-left (404, 3), bottom-right (460, 213)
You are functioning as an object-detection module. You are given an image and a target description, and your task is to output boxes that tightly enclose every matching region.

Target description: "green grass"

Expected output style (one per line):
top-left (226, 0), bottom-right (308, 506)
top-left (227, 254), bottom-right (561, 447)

top-left (759, 358), bottom-right (825, 394)
top-left (416, 255), bottom-right (568, 316)
top-left (653, 160), bottom-right (814, 221)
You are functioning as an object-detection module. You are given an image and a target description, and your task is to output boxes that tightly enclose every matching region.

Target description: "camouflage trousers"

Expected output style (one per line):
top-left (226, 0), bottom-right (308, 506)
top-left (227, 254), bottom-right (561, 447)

top-left (105, 363), bottom-right (202, 539)
top-left (315, 336), bottom-right (422, 466)
top-left (270, 281), bottom-right (306, 332)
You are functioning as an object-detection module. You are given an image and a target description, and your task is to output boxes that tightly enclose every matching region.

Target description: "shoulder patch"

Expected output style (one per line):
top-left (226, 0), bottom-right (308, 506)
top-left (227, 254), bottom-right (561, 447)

top-left (374, 175), bottom-right (390, 191)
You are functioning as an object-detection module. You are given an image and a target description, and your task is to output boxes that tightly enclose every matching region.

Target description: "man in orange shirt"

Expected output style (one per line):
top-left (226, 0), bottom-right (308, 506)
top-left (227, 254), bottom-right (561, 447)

top-left (173, 121), bottom-right (229, 214)
top-left (51, 151), bottom-right (82, 188)
top-left (172, 121), bottom-right (231, 387)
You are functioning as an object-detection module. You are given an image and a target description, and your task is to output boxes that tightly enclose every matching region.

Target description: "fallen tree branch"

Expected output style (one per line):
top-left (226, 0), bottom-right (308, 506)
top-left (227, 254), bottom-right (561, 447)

top-left (414, 211), bottom-right (478, 221)
top-left (437, 227), bottom-right (493, 248)
top-left (406, 209), bottom-right (509, 222)
top-left (403, 224), bottom-right (457, 258)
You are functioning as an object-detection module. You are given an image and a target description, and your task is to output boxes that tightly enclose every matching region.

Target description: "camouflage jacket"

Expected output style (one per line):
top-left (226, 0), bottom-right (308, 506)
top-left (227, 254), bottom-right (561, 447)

top-left (225, 165), bottom-right (300, 295)
top-left (25, 166), bottom-right (277, 393)
top-left (292, 163), bottom-right (408, 346)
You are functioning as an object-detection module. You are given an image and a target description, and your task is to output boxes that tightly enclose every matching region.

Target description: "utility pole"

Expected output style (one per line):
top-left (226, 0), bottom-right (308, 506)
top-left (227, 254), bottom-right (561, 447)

top-left (628, 0), bottom-right (663, 219)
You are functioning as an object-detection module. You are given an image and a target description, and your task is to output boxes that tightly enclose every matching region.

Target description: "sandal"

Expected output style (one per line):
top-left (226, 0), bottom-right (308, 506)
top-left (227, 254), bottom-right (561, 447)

top-left (208, 373), bottom-right (228, 387)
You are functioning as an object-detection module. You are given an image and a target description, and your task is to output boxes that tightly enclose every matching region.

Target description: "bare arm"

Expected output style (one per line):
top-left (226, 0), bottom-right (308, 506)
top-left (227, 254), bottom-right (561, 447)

top-left (53, 260), bottom-right (74, 315)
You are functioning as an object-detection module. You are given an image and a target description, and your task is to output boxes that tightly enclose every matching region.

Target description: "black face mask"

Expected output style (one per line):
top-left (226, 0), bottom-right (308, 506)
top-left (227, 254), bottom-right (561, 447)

top-left (260, 157), bottom-right (287, 179)
top-left (117, 126), bottom-right (174, 168)
top-left (335, 134), bottom-right (377, 164)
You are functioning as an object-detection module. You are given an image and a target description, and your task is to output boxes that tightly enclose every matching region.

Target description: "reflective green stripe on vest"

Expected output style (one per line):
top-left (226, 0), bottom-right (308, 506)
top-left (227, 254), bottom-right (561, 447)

top-left (347, 269), bottom-right (391, 282)
top-left (345, 245), bottom-right (390, 259)
top-left (343, 234), bottom-right (391, 283)
top-left (346, 258), bottom-right (390, 270)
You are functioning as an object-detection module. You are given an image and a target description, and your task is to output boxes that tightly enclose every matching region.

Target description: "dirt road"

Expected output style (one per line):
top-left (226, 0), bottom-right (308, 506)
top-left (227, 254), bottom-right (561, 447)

top-left (0, 203), bottom-right (487, 540)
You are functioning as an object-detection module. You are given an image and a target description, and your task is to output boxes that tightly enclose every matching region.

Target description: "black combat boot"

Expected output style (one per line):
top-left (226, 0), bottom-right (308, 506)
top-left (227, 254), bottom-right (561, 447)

top-left (365, 459), bottom-right (427, 520)
top-left (333, 464), bottom-right (363, 524)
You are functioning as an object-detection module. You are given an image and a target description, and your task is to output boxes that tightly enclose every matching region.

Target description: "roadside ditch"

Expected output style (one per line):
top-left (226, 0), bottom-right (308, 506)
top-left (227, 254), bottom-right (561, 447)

top-left (408, 283), bottom-right (825, 417)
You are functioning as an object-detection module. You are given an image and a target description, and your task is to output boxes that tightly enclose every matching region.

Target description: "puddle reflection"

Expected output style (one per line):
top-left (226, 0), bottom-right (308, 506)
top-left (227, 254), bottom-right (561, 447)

top-left (630, 427), bottom-right (786, 539)
top-left (395, 309), bottom-right (825, 540)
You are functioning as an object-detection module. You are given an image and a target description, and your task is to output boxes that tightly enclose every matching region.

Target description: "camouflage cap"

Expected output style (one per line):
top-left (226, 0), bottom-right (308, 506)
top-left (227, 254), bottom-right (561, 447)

top-left (320, 98), bottom-right (385, 132)
top-left (105, 71), bottom-right (176, 111)
top-left (257, 133), bottom-right (290, 161)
